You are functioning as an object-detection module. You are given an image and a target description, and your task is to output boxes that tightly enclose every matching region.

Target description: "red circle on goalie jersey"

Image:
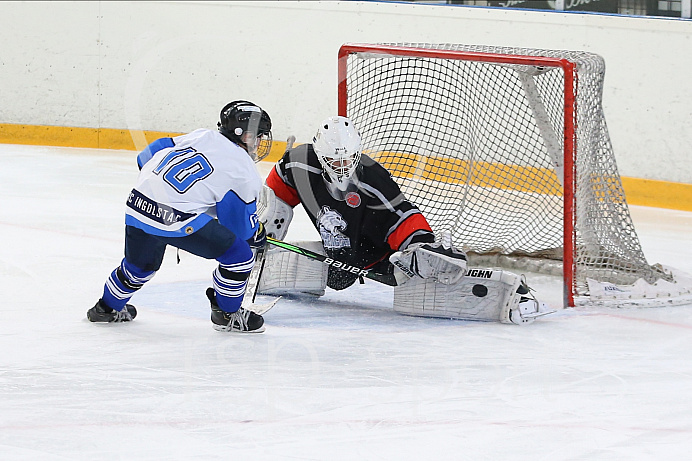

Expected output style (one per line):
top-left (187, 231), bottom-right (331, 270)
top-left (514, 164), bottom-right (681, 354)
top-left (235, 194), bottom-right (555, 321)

top-left (345, 192), bottom-right (361, 208)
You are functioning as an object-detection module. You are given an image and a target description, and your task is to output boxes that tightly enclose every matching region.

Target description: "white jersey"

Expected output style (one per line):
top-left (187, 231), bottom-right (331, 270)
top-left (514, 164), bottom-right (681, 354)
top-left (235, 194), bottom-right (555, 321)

top-left (125, 128), bottom-right (262, 238)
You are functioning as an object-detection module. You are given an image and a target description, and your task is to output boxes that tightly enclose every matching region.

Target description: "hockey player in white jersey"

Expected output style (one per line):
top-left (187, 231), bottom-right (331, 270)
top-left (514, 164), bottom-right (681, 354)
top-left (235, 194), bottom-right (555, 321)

top-left (87, 100), bottom-right (272, 332)
top-left (257, 116), bottom-right (551, 324)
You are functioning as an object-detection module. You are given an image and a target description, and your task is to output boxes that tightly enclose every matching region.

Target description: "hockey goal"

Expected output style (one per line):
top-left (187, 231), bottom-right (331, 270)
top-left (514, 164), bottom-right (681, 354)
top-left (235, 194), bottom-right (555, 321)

top-left (338, 42), bottom-right (691, 307)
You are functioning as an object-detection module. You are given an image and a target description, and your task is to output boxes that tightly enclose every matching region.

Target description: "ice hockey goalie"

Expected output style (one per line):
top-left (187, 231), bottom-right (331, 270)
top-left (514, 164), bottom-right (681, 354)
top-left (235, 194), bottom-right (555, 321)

top-left (256, 116), bottom-right (554, 325)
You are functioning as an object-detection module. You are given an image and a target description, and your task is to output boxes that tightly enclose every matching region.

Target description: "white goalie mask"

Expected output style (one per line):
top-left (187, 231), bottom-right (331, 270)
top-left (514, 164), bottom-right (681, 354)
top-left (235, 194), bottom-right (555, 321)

top-left (312, 116), bottom-right (362, 192)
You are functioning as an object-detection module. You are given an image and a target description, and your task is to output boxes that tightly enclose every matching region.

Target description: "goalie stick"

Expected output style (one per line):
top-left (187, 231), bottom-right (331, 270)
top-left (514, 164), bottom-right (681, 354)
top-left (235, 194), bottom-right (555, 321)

top-left (240, 136), bottom-right (296, 315)
top-left (266, 236), bottom-right (398, 287)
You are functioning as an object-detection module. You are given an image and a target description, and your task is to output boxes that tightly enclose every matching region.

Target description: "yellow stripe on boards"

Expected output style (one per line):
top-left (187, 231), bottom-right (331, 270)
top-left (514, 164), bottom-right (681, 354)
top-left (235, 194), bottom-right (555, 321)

top-left (373, 151), bottom-right (563, 194)
top-left (372, 151), bottom-right (692, 212)
top-left (0, 123), bottom-right (181, 150)
top-left (1, 123), bottom-right (690, 211)
top-left (621, 177), bottom-right (692, 212)
top-left (0, 123), bottom-right (288, 161)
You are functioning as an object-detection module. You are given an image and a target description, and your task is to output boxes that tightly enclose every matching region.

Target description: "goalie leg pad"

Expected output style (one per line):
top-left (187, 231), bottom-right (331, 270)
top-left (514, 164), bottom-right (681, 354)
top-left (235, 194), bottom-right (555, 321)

top-left (256, 184), bottom-right (294, 240)
top-left (257, 240), bottom-right (328, 297)
top-left (393, 268), bottom-right (550, 324)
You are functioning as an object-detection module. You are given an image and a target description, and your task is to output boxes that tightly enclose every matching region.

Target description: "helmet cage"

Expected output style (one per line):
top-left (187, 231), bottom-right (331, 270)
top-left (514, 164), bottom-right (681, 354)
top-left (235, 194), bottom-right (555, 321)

top-left (320, 149), bottom-right (362, 186)
top-left (254, 131), bottom-right (273, 162)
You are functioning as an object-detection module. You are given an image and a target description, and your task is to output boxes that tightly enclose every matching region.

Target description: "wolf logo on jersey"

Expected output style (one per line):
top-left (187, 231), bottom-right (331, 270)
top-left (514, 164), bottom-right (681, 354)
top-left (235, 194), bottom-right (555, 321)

top-left (317, 206), bottom-right (351, 250)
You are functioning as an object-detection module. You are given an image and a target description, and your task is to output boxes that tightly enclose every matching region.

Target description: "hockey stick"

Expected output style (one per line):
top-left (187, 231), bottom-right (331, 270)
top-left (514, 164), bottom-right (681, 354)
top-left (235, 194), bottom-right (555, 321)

top-left (241, 136), bottom-right (297, 315)
top-left (241, 245), bottom-right (279, 315)
top-left (266, 237), bottom-right (398, 287)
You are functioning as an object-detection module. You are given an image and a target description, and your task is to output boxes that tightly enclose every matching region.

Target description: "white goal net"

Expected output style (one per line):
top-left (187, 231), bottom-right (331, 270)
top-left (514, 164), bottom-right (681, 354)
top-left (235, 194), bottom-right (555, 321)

top-left (338, 42), bottom-right (692, 307)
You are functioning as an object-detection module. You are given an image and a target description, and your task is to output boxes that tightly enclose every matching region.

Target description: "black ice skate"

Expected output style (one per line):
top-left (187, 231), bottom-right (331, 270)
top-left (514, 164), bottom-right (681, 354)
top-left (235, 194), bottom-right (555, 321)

top-left (87, 299), bottom-right (137, 323)
top-left (206, 288), bottom-right (265, 333)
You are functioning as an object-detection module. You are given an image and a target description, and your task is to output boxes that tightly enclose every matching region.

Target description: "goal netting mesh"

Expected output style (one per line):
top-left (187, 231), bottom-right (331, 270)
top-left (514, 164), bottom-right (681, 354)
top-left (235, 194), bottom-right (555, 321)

top-left (340, 43), bottom-right (678, 305)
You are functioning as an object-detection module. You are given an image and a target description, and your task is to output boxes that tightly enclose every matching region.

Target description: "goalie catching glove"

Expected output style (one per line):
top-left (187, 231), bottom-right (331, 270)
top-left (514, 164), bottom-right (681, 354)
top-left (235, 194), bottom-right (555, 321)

top-left (390, 234), bottom-right (467, 285)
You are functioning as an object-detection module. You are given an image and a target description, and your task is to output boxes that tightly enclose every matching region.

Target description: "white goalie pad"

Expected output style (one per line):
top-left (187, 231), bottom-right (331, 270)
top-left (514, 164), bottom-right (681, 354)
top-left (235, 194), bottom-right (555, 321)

top-left (393, 268), bottom-right (554, 325)
top-left (257, 240), bottom-right (328, 297)
top-left (256, 184), bottom-right (294, 240)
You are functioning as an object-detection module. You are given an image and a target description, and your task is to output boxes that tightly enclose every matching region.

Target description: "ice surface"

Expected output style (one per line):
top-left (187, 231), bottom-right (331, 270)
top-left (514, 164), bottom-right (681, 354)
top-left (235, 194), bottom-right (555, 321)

top-left (1, 144), bottom-right (692, 460)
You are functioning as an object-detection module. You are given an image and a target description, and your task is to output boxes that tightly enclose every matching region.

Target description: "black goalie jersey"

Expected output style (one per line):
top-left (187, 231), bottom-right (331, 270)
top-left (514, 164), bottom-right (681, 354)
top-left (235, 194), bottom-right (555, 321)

top-left (265, 143), bottom-right (434, 290)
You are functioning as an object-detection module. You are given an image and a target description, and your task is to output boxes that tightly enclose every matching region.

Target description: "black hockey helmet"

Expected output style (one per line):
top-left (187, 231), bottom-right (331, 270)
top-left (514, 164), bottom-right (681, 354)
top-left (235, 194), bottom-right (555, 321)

top-left (218, 100), bottom-right (273, 162)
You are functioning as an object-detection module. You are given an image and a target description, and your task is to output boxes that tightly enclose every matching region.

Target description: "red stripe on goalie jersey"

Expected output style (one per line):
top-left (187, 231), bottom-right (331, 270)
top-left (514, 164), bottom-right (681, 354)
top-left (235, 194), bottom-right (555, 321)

top-left (387, 213), bottom-right (433, 250)
top-left (265, 166), bottom-right (301, 207)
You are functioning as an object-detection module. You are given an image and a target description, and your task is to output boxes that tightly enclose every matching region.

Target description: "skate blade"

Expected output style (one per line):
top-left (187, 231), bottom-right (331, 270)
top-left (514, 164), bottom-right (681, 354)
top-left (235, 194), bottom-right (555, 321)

top-left (212, 324), bottom-right (267, 333)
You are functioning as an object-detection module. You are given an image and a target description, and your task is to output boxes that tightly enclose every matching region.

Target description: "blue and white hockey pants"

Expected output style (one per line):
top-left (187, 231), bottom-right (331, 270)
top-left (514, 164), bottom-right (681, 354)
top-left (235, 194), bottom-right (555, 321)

top-left (101, 222), bottom-right (254, 313)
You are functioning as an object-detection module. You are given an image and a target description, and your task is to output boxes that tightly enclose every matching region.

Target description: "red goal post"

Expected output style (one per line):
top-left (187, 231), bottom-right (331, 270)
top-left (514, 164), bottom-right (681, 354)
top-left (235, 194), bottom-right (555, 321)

top-left (337, 42), bottom-right (684, 308)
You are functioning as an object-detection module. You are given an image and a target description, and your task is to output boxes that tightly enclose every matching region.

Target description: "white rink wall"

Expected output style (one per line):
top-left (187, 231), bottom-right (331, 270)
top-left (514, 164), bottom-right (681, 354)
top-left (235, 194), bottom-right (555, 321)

top-left (1, 0), bottom-right (691, 184)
